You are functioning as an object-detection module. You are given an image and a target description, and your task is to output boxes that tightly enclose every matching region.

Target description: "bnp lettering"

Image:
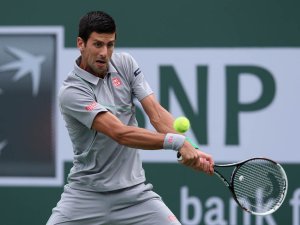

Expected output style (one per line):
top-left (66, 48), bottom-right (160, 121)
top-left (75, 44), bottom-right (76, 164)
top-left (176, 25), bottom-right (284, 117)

top-left (159, 65), bottom-right (275, 146)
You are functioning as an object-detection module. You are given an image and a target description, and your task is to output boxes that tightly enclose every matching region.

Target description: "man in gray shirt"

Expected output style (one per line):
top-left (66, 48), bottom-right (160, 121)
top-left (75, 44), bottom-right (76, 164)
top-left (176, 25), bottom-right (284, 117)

top-left (47, 11), bottom-right (214, 225)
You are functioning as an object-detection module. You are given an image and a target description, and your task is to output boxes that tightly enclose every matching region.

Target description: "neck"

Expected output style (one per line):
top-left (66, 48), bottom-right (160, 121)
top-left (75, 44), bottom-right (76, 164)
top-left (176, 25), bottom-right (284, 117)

top-left (77, 57), bottom-right (107, 78)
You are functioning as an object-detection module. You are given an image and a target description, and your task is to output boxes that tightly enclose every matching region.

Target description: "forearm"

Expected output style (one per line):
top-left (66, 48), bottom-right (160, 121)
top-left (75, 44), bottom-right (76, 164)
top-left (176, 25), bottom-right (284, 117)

top-left (149, 106), bottom-right (176, 134)
top-left (92, 111), bottom-right (168, 150)
top-left (141, 94), bottom-right (180, 134)
top-left (115, 125), bottom-right (165, 150)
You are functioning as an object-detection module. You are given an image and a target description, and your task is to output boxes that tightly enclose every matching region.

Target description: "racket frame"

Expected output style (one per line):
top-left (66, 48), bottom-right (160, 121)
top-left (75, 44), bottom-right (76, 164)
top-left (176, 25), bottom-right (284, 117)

top-left (214, 157), bottom-right (288, 215)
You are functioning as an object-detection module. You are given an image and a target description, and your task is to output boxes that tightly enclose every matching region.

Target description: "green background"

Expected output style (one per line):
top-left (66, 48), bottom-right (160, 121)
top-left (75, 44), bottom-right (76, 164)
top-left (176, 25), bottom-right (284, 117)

top-left (1, 0), bottom-right (299, 224)
top-left (1, 0), bottom-right (300, 47)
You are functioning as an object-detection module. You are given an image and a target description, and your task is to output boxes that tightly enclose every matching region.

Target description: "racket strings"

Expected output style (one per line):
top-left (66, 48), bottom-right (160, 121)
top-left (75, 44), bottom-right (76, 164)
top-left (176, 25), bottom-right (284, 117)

top-left (233, 159), bottom-right (287, 214)
top-left (235, 163), bottom-right (279, 196)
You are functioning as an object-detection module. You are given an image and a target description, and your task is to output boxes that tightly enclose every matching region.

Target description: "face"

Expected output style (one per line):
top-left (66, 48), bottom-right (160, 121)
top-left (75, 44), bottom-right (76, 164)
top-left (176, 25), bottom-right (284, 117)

top-left (77, 32), bottom-right (116, 78)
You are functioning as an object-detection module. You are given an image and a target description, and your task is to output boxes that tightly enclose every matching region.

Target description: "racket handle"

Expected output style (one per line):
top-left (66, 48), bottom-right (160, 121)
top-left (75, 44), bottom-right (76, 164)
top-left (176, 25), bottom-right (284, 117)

top-left (177, 152), bottom-right (183, 161)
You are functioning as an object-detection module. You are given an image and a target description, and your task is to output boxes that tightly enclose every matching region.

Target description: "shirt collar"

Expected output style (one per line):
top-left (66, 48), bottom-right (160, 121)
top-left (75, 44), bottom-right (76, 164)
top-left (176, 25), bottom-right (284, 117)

top-left (74, 57), bottom-right (100, 85)
top-left (74, 57), bottom-right (118, 85)
top-left (107, 61), bottom-right (118, 74)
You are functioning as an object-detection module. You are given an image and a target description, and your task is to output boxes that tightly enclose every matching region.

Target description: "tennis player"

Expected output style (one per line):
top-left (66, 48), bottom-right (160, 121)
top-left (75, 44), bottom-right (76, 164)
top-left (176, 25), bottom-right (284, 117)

top-left (46, 11), bottom-right (214, 225)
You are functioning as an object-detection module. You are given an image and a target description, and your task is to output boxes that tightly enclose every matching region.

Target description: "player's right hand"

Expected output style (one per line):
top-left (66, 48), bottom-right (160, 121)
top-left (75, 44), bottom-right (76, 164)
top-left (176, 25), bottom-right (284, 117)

top-left (178, 141), bottom-right (214, 175)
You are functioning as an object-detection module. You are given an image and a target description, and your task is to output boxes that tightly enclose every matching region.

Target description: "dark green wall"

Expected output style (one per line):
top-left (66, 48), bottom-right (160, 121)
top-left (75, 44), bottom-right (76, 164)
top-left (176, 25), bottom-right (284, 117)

top-left (1, 0), bottom-right (300, 47)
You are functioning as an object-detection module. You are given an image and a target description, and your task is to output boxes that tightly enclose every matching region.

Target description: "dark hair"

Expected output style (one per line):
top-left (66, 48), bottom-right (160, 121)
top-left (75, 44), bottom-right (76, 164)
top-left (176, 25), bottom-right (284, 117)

top-left (78, 11), bottom-right (116, 43)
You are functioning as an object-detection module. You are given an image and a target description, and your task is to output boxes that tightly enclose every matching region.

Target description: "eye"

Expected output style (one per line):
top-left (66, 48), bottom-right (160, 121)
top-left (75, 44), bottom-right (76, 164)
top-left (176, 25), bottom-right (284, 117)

top-left (107, 42), bottom-right (115, 48)
top-left (94, 42), bottom-right (103, 48)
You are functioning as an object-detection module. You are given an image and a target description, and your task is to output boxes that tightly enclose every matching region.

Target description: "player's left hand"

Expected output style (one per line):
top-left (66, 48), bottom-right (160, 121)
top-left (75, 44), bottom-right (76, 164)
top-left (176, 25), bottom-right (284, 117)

top-left (193, 150), bottom-right (214, 175)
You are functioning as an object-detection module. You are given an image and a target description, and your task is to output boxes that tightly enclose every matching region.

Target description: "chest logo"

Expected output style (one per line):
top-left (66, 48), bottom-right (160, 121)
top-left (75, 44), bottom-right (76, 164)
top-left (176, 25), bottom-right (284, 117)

top-left (112, 77), bottom-right (122, 87)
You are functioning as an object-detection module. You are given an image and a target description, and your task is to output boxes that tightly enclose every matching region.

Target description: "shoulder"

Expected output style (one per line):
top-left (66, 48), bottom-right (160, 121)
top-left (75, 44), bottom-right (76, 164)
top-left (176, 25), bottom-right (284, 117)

top-left (111, 52), bottom-right (136, 67)
top-left (111, 52), bottom-right (141, 77)
top-left (112, 51), bottom-right (134, 60)
top-left (58, 72), bottom-right (94, 104)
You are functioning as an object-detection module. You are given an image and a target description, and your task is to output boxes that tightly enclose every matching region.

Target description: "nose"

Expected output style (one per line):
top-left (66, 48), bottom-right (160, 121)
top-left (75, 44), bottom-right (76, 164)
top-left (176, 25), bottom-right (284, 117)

top-left (99, 46), bottom-right (108, 58)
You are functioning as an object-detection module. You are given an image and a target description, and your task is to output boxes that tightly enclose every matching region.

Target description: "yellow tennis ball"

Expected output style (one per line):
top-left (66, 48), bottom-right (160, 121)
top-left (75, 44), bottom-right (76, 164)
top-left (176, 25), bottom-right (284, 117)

top-left (173, 117), bottom-right (190, 133)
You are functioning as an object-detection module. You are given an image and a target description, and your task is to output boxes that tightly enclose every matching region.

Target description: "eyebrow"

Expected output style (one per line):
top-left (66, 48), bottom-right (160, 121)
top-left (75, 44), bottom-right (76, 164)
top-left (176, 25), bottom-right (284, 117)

top-left (92, 39), bottom-right (115, 43)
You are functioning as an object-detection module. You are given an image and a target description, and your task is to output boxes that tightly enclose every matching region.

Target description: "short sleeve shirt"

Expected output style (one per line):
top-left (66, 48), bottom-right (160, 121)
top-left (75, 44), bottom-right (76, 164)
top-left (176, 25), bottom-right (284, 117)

top-left (59, 52), bottom-right (153, 192)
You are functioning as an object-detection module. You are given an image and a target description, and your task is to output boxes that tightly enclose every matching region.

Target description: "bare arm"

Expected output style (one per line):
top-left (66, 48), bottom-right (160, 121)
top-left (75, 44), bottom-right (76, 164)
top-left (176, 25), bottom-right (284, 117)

top-left (92, 110), bottom-right (166, 150)
top-left (141, 94), bottom-right (214, 174)
top-left (140, 94), bottom-right (176, 133)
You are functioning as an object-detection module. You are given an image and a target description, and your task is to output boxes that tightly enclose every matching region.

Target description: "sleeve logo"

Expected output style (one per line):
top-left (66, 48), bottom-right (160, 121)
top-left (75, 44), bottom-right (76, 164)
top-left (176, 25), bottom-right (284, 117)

top-left (85, 101), bottom-right (97, 111)
top-left (134, 68), bottom-right (141, 76)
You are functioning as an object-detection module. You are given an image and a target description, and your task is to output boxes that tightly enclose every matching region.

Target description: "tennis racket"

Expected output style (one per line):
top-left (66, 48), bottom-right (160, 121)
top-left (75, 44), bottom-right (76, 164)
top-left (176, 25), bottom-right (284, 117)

top-left (178, 153), bottom-right (288, 215)
top-left (214, 157), bottom-right (288, 215)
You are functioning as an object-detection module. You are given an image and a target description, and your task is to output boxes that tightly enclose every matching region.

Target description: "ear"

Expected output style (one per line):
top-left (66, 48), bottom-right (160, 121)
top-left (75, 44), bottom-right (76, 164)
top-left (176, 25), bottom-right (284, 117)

top-left (77, 37), bottom-right (85, 51)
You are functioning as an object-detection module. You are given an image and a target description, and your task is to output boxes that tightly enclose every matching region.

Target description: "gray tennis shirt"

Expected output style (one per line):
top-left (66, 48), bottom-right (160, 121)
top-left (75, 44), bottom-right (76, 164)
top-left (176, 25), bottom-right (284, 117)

top-left (59, 52), bottom-right (153, 192)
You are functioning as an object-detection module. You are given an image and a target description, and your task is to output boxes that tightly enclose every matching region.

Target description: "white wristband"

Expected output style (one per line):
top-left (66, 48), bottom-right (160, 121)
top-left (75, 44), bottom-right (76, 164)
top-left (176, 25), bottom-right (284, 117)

top-left (163, 133), bottom-right (185, 151)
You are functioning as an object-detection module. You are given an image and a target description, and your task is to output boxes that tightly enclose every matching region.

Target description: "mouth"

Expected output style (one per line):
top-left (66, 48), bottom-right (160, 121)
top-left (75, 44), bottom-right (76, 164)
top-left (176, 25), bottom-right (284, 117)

top-left (96, 59), bottom-right (106, 64)
top-left (95, 59), bottom-right (107, 66)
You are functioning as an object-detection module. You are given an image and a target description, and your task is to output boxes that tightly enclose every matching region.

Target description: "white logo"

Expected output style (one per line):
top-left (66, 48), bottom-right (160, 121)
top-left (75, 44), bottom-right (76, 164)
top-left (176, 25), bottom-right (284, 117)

top-left (0, 46), bottom-right (45, 96)
top-left (0, 26), bottom-right (63, 186)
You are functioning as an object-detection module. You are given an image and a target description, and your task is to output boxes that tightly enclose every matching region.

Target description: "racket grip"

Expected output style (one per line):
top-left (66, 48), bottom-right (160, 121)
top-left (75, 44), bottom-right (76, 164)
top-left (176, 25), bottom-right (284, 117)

top-left (177, 152), bottom-right (183, 161)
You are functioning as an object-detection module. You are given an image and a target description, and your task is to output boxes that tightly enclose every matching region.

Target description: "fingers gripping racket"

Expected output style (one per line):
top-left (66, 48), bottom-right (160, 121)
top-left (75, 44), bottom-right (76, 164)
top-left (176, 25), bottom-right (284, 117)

top-left (214, 158), bottom-right (288, 215)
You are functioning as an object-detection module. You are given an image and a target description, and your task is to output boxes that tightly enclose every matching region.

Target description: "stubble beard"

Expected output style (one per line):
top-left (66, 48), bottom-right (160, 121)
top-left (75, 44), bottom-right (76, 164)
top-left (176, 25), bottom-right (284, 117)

top-left (91, 62), bottom-right (108, 78)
